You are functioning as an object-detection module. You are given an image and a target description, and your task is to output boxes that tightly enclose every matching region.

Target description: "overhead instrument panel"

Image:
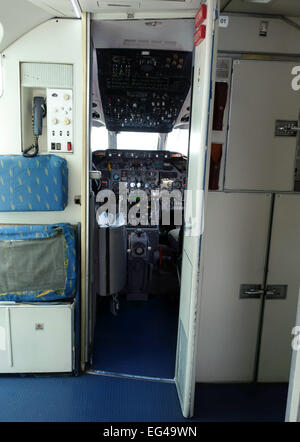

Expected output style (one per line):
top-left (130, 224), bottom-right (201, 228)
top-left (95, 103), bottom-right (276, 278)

top-left (96, 49), bottom-right (192, 133)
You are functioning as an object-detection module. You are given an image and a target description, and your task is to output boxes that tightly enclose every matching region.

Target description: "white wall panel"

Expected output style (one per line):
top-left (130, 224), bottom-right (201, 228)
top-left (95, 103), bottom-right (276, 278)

top-left (0, 19), bottom-right (83, 224)
top-left (196, 192), bottom-right (271, 382)
top-left (218, 16), bottom-right (300, 55)
top-left (285, 292), bottom-right (300, 422)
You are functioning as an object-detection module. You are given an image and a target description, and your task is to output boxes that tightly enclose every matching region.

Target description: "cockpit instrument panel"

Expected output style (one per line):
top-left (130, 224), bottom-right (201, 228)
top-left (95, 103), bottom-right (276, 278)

top-left (92, 149), bottom-right (187, 200)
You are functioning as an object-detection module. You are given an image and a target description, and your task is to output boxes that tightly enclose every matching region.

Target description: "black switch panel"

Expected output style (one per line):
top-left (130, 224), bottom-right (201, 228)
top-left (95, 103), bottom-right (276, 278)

top-left (96, 49), bottom-right (192, 133)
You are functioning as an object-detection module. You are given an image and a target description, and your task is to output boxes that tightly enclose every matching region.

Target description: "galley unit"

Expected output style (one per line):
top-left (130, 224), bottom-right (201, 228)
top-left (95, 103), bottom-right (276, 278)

top-left (0, 17), bottom-right (83, 374)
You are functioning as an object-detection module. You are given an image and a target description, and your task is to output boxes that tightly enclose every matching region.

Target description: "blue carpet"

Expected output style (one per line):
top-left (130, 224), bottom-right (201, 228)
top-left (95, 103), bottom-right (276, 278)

top-left (194, 383), bottom-right (288, 422)
top-left (0, 374), bottom-right (288, 422)
top-left (0, 374), bottom-right (184, 422)
top-left (92, 294), bottom-right (179, 379)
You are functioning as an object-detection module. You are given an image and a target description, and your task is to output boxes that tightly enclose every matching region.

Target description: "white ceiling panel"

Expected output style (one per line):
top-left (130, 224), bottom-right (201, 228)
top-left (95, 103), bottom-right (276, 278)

top-left (0, 0), bottom-right (53, 52)
top-left (221, 0), bottom-right (300, 17)
top-left (80, 0), bottom-right (201, 13)
top-left (28, 0), bottom-right (79, 16)
top-left (91, 18), bottom-right (194, 51)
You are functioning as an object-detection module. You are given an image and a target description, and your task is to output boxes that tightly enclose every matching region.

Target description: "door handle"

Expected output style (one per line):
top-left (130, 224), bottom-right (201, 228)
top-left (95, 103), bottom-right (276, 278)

top-left (265, 284), bottom-right (287, 300)
top-left (240, 284), bottom-right (263, 299)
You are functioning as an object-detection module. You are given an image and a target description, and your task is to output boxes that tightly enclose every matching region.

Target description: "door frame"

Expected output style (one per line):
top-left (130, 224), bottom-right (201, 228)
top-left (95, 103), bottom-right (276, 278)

top-left (175, 0), bottom-right (220, 418)
top-left (82, 7), bottom-right (215, 370)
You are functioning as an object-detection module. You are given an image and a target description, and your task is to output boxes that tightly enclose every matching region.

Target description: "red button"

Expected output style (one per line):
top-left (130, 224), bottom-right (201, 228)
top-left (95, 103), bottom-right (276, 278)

top-left (67, 142), bottom-right (72, 151)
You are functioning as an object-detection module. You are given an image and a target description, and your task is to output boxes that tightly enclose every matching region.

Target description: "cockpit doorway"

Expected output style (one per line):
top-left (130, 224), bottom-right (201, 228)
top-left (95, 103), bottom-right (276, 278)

top-left (85, 1), bottom-right (218, 418)
top-left (89, 30), bottom-right (192, 379)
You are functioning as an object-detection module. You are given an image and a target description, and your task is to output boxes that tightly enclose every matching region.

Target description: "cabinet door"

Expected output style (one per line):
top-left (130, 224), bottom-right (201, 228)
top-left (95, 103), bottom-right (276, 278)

top-left (258, 194), bottom-right (300, 382)
top-left (196, 192), bottom-right (272, 382)
top-left (0, 304), bottom-right (73, 373)
top-left (225, 60), bottom-right (299, 191)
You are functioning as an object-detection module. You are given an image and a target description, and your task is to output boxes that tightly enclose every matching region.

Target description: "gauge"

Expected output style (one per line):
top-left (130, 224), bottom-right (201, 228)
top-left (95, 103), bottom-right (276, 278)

top-left (130, 182), bottom-right (136, 188)
top-left (113, 173), bottom-right (119, 180)
top-left (136, 182), bottom-right (142, 188)
top-left (173, 180), bottom-right (182, 189)
top-left (135, 246), bottom-right (145, 256)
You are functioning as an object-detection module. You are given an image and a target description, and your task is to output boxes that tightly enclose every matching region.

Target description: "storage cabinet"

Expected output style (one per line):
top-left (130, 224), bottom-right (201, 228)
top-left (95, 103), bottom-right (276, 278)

top-left (197, 192), bottom-right (300, 383)
top-left (0, 303), bottom-right (74, 373)
top-left (258, 194), bottom-right (300, 381)
top-left (225, 60), bottom-right (299, 192)
top-left (196, 192), bottom-right (272, 382)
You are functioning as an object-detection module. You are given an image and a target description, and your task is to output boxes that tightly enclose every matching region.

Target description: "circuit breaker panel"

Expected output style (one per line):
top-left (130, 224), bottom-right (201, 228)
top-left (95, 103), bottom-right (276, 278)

top-left (47, 88), bottom-right (73, 153)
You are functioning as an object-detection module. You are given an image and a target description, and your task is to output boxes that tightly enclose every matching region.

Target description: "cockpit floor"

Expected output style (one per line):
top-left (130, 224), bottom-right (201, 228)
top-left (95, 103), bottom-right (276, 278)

top-left (92, 293), bottom-right (179, 379)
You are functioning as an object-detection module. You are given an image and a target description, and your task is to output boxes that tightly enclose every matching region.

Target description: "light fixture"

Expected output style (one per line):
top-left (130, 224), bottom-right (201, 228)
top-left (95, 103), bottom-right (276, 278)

top-left (69, 0), bottom-right (82, 19)
top-left (243, 0), bottom-right (272, 3)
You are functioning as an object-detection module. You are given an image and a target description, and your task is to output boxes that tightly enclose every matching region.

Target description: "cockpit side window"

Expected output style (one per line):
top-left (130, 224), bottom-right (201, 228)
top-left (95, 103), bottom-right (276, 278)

top-left (117, 132), bottom-right (159, 150)
top-left (166, 128), bottom-right (189, 156)
top-left (91, 126), bottom-right (108, 152)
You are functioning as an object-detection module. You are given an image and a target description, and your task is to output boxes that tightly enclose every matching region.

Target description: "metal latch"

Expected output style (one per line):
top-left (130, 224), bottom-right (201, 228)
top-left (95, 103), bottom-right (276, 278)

top-left (240, 284), bottom-right (287, 299)
top-left (265, 285), bottom-right (287, 300)
top-left (275, 120), bottom-right (298, 137)
top-left (240, 284), bottom-right (264, 299)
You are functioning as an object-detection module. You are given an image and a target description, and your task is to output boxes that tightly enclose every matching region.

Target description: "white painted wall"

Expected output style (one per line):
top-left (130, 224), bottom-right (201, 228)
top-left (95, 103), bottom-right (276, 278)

top-left (0, 19), bottom-right (83, 224)
top-left (285, 292), bottom-right (300, 422)
top-left (218, 15), bottom-right (300, 54)
top-left (0, 0), bottom-right (53, 52)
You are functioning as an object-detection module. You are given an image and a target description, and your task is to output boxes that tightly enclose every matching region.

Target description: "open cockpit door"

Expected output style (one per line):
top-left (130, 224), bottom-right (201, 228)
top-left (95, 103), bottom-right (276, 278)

top-left (175, 0), bottom-right (219, 418)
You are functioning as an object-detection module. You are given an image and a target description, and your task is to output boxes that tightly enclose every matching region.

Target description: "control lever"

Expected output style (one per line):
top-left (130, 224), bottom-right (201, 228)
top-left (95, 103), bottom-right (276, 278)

top-left (90, 171), bottom-right (102, 180)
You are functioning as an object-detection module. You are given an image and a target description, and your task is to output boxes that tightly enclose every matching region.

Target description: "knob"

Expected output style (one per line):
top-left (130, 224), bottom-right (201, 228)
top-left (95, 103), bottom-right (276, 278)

top-left (64, 119), bottom-right (71, 125)
top-left (64, 94), bottom-right (70, 101)
top-left (52, 118), bottom-right (58, 125)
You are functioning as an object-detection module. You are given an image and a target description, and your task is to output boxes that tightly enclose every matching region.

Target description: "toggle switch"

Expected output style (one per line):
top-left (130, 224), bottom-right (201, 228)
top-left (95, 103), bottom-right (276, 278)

top-left (67, 142), bottom-right (72, 152)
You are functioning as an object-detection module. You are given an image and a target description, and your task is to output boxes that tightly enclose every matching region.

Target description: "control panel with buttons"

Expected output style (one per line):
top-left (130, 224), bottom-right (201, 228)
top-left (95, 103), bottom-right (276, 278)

top-left (47, 88), bottom-right (73, 153)
top-left (96, 49), bottom-right (192, 133)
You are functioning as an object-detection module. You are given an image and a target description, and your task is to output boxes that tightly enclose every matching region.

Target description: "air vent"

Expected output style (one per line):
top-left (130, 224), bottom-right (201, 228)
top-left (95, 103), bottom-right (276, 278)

top-left (98, 0), bottom-right (186, 5)
top-left (216, 58), bottom-right (231, 81)
top-left (123, 39), bottom-right (177, 49)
